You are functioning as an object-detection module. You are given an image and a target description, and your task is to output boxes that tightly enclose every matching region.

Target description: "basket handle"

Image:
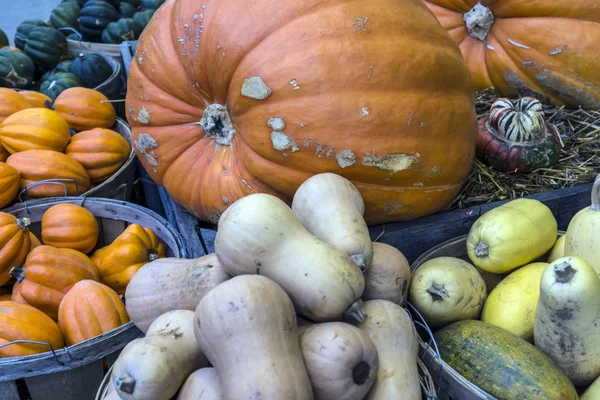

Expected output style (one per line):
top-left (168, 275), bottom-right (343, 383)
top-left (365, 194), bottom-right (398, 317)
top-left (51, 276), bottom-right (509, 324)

top-left (0, 340), bottom-right (72, 366)
top-left (57, 27), bottom-right (83, 41)
top-left (18, 179), bottom-right (80, 203)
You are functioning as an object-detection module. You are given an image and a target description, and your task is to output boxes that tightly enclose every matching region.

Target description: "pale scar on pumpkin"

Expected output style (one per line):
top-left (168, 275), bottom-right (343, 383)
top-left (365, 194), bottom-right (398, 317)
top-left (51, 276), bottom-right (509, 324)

top-left (271, 132), bottom-right (299, 153)
top-left (241, 77), bottom-right (272, 100)
top-left (135, 106), bottom-right (151, 125)
top-left (336, 150), bottom-right (356, 168)
top-left (267, 117), bottom-right (286, 131)
top-left (353, 16), bottom-right (369, 32)
top-left (362, 152), bottom-right (420, 173)
top-left (134, 133), bottom-right (160, 170)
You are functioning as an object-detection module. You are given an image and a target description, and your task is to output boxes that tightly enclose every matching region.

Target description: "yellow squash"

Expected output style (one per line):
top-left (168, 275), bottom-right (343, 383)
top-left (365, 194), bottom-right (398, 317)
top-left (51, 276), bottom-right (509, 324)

top-left (546, 235), bottom-right (566, 263)
top-left (466, 198), bottom-right (557, 274)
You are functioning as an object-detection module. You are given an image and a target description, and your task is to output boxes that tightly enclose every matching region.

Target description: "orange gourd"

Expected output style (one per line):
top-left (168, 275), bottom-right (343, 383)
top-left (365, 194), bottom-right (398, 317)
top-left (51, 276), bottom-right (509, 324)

top-left (54, 88), bottom-right (116, 132)
top-left (0, 301), bottom-right (64, 357)
top-left (29, 232), bottom-right (41, 250)
top-left (0, 88), bottom-right (31, 124)
top-left (58, 280), bottom-right (129, 345)
top-left (6, 150), bottom-right (91, 197)
top-left (0, 143), bottom-right (8, 162)
top-left (9, 245), bottom-right (100, 320)
top-left (92, 224), bottom-right (165, 294)
top-left (0, 162), bottom-right (19, 208)
top-left (0, 108), bottom-right (71, 154)
top-left (125, 0), bottom-right (478, 225)
top-left (65, 128), bottom-right (131, 183)
top-left (11, 282), bottom-right (28, 305)
top-left (19, 91), bottom-right (51, 108)
top-left (423, 1), bottom-right (600, 108)
top-left (41, 203), bottom-right (99, 253)
top-left (0, 212), bottom-right (31, 286)
top-left (0, 294), bottom-right (10, 302)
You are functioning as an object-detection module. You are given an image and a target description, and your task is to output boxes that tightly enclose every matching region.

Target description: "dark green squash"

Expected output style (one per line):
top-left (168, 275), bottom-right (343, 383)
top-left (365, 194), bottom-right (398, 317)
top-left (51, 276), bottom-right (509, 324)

top-left (122, 0), bottom-right (142, 8)
top-left (50, 2), bottom-right (81, 31)
top-left (0, 49), bottom-right (35, 88)
top-left (132, 9), bottom-right (155, 38)
top-left (79, 0), bottom-right (121, 39)
top-left (69, 52), bottom-right (112, 88)
top-left (0, 29), bottom-right (8, 48)
top-left (119, 2), bottom-right (138, 18)
top-left (40, 72), bottom-right (83, 100)
top-left (55, 59), bottom-right (73, 73)
top-left (24, 26), bottom-right (69, 69)
top-left (141, 0), bottom-right (164, 10)
top-left (101, 18), bottom-right (136, 44)
top-left (14, 20), bottom-right (48, 50)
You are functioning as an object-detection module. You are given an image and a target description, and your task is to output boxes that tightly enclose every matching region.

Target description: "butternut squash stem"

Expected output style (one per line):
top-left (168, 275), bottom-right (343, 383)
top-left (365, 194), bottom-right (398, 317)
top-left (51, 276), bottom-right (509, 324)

top-left (591, 174), bottom-right (600, 211)
top-left (114, 374), bottom-right (136, 394)
top-left (148, 251), bottom-right (159, 262)
top-left (15, 217), bottom-right (31, 232)
top-left (352, 361), bottom-right (371, 385)
top-left (554, 262), bottom-right (577, 283)
top-left (426, 282), bottom-right (450, 301)
top-left (350, 254), bottom-right (367, 272)
top-left (343, 300), bottom-right (367, 324)
top-left (474, 241), bottom-right (489, 258)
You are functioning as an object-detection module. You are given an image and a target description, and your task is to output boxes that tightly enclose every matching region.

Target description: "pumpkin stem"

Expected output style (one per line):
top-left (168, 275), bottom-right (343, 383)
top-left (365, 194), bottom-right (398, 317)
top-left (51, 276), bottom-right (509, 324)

top-left (343, 299), bottom-right (367, 324)
top-left (15, 217), bottom-right (31, 232)
top-left (352, 361), bottom-right (371, 385)
top-left (8, 267), bottom-right (25, 283)
top-left (350, 254), bottom-right (367, 272)
top-left (426, 282), bottom-right (450, 301)
top-left (591, 173), bottom-right (600, 211)
top-left (114, 373), bottom-right (136, 394)
top-left (148, 251), bottom-right (159, 262)
top-left (463, 3), bottom-right (494, 41)
top-left (554, 261), bottom-right (577, 284)
top-left (474, 240), bottom-right (489, 258)
top-left (199, 104), bottom-right (236, 146)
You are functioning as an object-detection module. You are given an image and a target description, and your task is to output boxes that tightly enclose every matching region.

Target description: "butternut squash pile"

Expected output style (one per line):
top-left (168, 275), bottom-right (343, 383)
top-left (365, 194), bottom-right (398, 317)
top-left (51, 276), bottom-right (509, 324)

top-left (0, 87), bottom-right (129, 207)
top-left (409, 172), bottom-right (600, 398)
top-left (109, 173), bottom-right (420, 400)
top-left (0, 203), bottom-right (165, 356)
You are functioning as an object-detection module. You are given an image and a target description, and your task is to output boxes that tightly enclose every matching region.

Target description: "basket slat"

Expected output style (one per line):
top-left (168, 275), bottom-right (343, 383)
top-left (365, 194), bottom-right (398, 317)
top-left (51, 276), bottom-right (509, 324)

top-left (25, 361), bottom-right (104, 400)
top-left (0, 381), bottom-right (19, 400)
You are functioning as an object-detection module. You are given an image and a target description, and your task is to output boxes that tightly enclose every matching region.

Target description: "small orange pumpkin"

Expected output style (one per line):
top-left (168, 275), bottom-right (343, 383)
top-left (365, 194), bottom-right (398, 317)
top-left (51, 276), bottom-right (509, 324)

top-left (9, 245), bottom-right (100, 320)
top-left (29, 232), bottom-right (41, 250)
top-left (0, 108), bottom-right (71, 154)
top-left (0, 143), bottom-right (8, 162)
top-left (54, 88), bottom-right (116, 132)
top-left (65, 128), bottom-right (131, 183)
top-left (0, 213), bottom-right (31, 286)
top-left (19, 91), bottom-right (51, 108)
top-left (0, 294), bottom-right (10, 301)
top-left (41, 203), bottom-right (99, 253)
top-left (0, 88), bottom-right (31, 124)
top-left (92, 224), bottom-right (165, 294)
top-left (0, 162), bottom-right (19, 209)
top-left (6, 150), bottom-right (91, 197)
top-left (11, 282), bottom-right (29, 305)
top-left (0, 301), bottom-right (64, 357)
top-left (58, 280), bottom-right (129, 345)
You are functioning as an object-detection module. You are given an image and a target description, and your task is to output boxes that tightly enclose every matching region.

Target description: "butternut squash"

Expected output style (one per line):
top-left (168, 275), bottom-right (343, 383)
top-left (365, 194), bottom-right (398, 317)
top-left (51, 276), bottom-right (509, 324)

top-left (112, 310), bottom-right (208, 400)
top-left (362, 242), bottom-right (410, 305)
top-left (359, 300), bottom-right (420, 400)
top-left (299, 322), bottom-right (378, 400)
top-left (292, 173), bottom-right (373, 271)
top-left (194, 275), bottom-right (314, 400)
top-left (177, 368), bottom-right (224, 400)
top-left (582, 374), bottom-right (600, 400)
top-left (564, 173), bottom-right (600, 274)
top-left (215, 193), bottom-right (366, 322)
top-left (467, 198), bottom-right (557, 274)
top-left (534, 257), bottom-right (600, 386)
top-left (125, 254), bottom-right (230, 333)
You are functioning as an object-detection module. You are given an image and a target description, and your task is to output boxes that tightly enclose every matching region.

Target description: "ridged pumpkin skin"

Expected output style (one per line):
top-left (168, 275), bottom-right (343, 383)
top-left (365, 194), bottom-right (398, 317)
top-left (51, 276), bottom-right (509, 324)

top-left (0, 162), bottom-right (19, 208)
top-left (23, 26), bottom-right (69, 69)
top-left (19, 91), bottom-right (52, 108)
top-left (0, 108), bottom-right (71, 154)
top-left (0, 213), bottom-right (31, 286)
top-left (126, 0), bottom-right (478, 225)
top-left (0, 301), bottom-right (65, 357)
top-left (92, 224), bottom-right (165, 294)
top-left (54, 87), bottom-right (116, 131)
top-left (0, 48), bottom-right (35, 89)
top-left (0, 88), bottom-right (31, 124)
top-left (65, 128), bottom-right (131, 183)
top-left (10, 245), bottom-right (100, 320)
top-left (58, 280), bottom-right (129, 345)
top-left (6, 150), bottom-right (92, 197)
top-left (41, 203), bottom-right (99, 253)
top-left (424, 1), bottom-right (600, 108)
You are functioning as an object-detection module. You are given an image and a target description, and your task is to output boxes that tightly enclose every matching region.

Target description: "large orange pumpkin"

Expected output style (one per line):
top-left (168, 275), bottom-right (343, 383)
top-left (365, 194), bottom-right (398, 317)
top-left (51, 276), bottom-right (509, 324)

top-left (58, 280), bottom-right (129, 345)
top-left (0, 162), bottom-right (19, 209)
top-left (6, 150), bottom-right (91, 197)
top-left (54, 88), bottom-right (116, 132)
top-left (65, 128), bottom-right (131, 183)
top-left (0, 301), bottom-right (64, 357)
top-left (0, 108), bottom-right (71, 154)
top-left (0, 89), bottom-right (31, 124)
top-left (41, 203), bottom-right (99, 253)
top-left (125, 0), bottom-right (478, 225)
top-left (9, 245), bottom-right (100, 320)
top-left (0, 212), bottom-right (31, 286)
top-left (19, 91), bottom-right (52, 108)
top-left (423, 1), bottom-right (600, 108)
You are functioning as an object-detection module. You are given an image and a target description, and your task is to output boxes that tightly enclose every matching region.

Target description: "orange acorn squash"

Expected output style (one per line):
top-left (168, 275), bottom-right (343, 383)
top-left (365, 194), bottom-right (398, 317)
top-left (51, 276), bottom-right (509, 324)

top-left (91, 224), bottom-right (165, 294)
top-left (54, 87), bottom-right (116, 131)
top-left (0, 162), bottom-right (19, 208)
top-left (11, 281), bottom-right (29, 305)
top-left (0, 108), bottom-right (71, 154)
top-left (19, 91), bottom-right (52, 108)
top-left (58, 280), bottom-right (129, 345)
top-left (41, 203), bottom-right (99, 253)
top-left (0, 213), bottom-right (31, 286)
top-left (29, 232), bottom-right (41, 250)
top-left (125, 0), bottom-right (478, 225)
top-left (0, 301), bottom-right (64, 357)
top-left (9, 245), bottom-right (100, 320)
top-left (65, 128), bottom-right (131, 183)
top-left (0, 143), bottom-right (8, 162)
top-left (6, 150), bottom-right (91, 197)
top-left (0, 88), bottom-right (31, 124)
top-left (423, 1), bottom-right (600, 108)
top-left (0, 294), bottom-right (10, 302)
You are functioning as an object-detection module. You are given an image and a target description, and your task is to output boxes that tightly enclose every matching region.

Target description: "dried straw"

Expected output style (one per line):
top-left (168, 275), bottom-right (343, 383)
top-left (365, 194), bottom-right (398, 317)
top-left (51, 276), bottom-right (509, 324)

top-left (444, 89), bottom-right (600, 211)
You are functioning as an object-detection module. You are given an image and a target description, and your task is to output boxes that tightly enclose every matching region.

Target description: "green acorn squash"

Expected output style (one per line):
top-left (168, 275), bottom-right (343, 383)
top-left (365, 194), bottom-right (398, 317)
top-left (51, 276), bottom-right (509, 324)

top-left (55, 59), bottom-right (73, 73)
top-left (0, 48), bottom-right (35, 88)
top-left (40, 72), bottom-right (83, 100)
top-left (119, 2), bottom-right (138, 18)
top-left (50, 2), bottom-right (81, 31)
top-left (69, 52), bottom-right (112, 88)
top-left (122, 0), bottom-right (142, 7)
top-left (141, 0), bottom-right (164, 11)
top-left (24, 27), bottom-right (68, 69)
top-left (132, 10), bottom-right (154, 38)
top-left (101, 18), bottom-right (136, 44)
top-left (14, 20), bottom-right (48, 50)
top-left (0, 29), bottom-right (8, 48)
top-left (79, 0), bottom-right (120, 39)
